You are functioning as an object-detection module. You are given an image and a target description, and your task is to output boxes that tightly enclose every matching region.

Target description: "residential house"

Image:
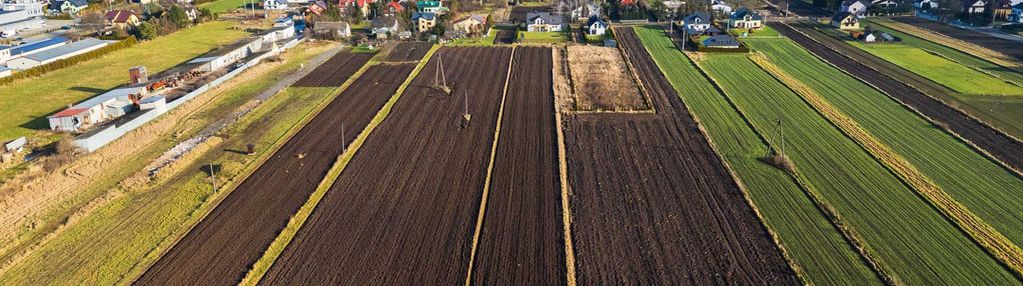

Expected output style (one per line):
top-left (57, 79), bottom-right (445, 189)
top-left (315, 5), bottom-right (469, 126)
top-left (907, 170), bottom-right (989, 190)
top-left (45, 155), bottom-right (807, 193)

top-left (840, 0), bottom-right (869, 14)
top-left (680, 11), bottom-right (711, 35)
top-left (962, 0), bottom-right (985, 14)
top-left (871, 0), bottom-right (898, 8)
top-left (914, 0), bottom-right (938, 10)
top-left (451, 14), bottom-right (486, 35)
top-left (49, 0), bottom-right (86, 13)
top-left (417, 0), bottom-right (447, 14)
top-left (386, 1), bottom-right (403, 16)
top-left (853, 29), bottom-right (899, 42)
top-left (727, 8), bottom-right (763, 29)
top-left (339, 0), bottom-right (373, 16)
top-left (306, 0), bottom-right (326, 15)
top-left (411, 12), bottom-right (436, 33)
top-left (994, 0), bottom-right (1013, 19)
top-left (313, 21), bottom-right (351, 39)
top-left (585, 15), bottom-right (606, 35)
top-left (702, 34), bottom-right (740, 48)
top-left (1010, 2), bottom-right (1023, 22)
top-left (371, 15), bottom-right (400, 38)
top-left (831, 12), bottom-right (859, 29)
top-left (6, 38), bottom-right (112, 70)
top-left (572, 2), bottom-right (601, 21)
top-left (526, 12), bottom-right (563, 32)
top-left (712, 0), bottom-right (732, 14)
top-left (263, 0), bottom-right (288, 10)
top-left (103, 10), bottom-right (140, 29)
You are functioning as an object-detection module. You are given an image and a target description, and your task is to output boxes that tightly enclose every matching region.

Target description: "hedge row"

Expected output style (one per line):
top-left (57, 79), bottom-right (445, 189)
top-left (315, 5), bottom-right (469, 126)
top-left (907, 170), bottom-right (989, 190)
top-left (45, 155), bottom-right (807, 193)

top-left (0, 36), bottom-right (138, 86)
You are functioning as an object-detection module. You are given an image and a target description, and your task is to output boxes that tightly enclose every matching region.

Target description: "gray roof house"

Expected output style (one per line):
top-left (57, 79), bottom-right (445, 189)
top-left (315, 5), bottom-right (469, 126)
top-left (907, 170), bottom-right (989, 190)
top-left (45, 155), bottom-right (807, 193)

top-left (526, 12), bottom-right (564, 32)
top-left (702, 34), bottom-right (740, 48)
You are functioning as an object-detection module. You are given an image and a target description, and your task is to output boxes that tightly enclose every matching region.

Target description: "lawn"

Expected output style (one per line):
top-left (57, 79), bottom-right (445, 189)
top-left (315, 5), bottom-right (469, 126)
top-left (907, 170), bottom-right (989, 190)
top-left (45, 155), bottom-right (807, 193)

top-left (748, 38), bottom-right (1023, 255)
top-left (633, 26), bottom-right (882, 285)
top-left (732, 25), bottom-right (782, 38)
top-left (519, 31), bottom-right (568, 44)
top-left (0, 46), bottom-right (335, 285)
top-left (849, 41), bottom-right (1023, 96)
top-left (697, 52), bottom-right (1017, 284)
top-left (200, 0), bottom-right (256, 14)
top-left (0, 21), bottom-right (249, 142)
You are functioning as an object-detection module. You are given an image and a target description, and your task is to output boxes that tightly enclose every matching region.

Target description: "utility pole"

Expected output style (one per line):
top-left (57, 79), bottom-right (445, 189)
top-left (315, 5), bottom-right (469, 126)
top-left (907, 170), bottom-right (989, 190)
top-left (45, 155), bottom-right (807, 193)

top-left (775, 118), bottom-right (785, 156)
top-left (341, 121), bottom-right (346, 151)
top-left (209, 161), bottom-right (217, 190)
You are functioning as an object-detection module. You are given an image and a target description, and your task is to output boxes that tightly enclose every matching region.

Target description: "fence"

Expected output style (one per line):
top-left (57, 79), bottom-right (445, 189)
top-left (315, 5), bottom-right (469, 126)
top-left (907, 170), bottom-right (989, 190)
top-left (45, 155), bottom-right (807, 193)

top-left (74, 38), bottom-right (304, 152)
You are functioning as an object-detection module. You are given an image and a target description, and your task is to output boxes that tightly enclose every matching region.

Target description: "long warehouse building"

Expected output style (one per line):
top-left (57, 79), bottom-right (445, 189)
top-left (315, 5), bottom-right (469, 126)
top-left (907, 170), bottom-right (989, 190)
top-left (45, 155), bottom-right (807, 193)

top-left (5, 38), bottom-right (112, 70)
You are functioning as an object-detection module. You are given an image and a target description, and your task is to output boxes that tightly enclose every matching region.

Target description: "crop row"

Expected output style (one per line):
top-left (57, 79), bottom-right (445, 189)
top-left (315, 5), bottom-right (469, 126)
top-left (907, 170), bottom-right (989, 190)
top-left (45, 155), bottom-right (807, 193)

top-left (632, 26), bottom-right (881, 285)
top-left (695, 49), bottom-right (1016, 284)
top-left (747, 37), bottom-right (1023, 262)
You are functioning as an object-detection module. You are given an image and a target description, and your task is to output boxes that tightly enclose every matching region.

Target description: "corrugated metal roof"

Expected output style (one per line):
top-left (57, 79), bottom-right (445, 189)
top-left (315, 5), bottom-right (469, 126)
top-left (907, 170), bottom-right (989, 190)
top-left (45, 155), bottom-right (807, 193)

top-left (23, 38), bottom-right (111, 62)
top-left (9, 37), bottom-right (68, 56)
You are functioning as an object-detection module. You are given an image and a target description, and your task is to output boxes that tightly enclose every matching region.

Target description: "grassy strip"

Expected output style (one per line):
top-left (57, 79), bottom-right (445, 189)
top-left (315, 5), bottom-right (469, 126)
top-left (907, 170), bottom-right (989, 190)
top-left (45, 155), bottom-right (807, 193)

top-left (698, 51), bottom-right (1017, 284)
top-left (0, 45), bottom-right (332, 278)
top-left (237, 45), bottom-right (440, 286)
top-left (748, 36), bottom-right (1023, 271)
top-left (693, 51), bottom-right (896, 285)
top-left (869, 18), bottom-right (1023, 72)
top-left (752, 52), bottom-right (1023, 278)
top-left (847, 41), bottom-right (1022, 96)
top-left (464, 46), bottom-right (516, 286)
top-left (0, 48), bottom-right (338, 285)
top-left (550, 48), bottom-right (578, 286)
top-left (632, 26), bottom-right (884, 285)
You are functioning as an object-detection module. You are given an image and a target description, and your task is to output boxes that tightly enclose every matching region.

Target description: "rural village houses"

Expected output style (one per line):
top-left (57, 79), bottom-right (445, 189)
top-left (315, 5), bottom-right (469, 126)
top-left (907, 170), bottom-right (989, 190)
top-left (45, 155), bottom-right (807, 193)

top-left (832, 12), bottom-right (859, 30)
top-left (585, 15), bottom-right (607, 35)
top-left (680, 11), bottom-right (711, 35)
top-left (103, 10), bottom-right (140, 29)
top-left (727, 8), bottom-right (763, 29)
top-left (840, 0), bottom-right (869, 15)
top-left (526, 12), bottom-right (563, 32)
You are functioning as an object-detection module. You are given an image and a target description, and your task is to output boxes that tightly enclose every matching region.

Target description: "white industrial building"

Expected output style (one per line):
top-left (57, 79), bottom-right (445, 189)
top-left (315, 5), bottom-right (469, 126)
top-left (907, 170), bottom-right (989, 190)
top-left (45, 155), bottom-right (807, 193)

top-left (0, 65), bottom-right (10, 78)
top-left (5, 38), bottom-right (112, 70)
top-left (0, 0), bottom-right (44, 37)
top-left (48, 85), bottom-right (146, 132)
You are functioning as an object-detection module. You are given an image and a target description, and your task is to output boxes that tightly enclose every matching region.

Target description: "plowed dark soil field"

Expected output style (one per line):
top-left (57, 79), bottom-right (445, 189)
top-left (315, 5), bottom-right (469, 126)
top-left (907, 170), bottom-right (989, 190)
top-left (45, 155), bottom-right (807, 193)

top-left (773, 22), bottom-right (1023, 172)
top-left (386, 42), bottom-right (432, 62)
top-left (470, 46), bottom-right (565, 284)
top-left (260, 47), bottom-right (513, 285)
top-left (292, 52), bottom-right (374, 87)
top-left (134, 59), bottom-right (415, 286)
top-left (894, 17), bottom-right (1023, 60)
top-left (561, 27), bottom-right (797, 284)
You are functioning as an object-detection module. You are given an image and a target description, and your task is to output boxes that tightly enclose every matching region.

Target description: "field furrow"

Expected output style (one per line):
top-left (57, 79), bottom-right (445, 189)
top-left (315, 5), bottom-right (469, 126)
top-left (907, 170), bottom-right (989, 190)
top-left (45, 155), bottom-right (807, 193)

top-left (260, 47), bottom-right (512, 285)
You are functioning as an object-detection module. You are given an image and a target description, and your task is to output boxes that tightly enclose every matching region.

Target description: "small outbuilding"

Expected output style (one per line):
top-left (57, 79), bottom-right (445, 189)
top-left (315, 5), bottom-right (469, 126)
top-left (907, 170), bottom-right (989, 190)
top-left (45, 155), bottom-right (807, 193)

top-left (702, 34), bottom-right (740, 48)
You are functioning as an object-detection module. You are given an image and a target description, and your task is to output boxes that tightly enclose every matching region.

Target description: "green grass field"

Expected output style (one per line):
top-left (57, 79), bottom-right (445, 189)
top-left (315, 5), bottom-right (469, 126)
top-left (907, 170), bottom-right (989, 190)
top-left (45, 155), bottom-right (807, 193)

top-left (697, 51), bottom-right (1017, 284)
top-left (849, 41), bottom-right (1023, 96)
top-left (748, 38), bottom-right (1023, 253)
top-left (0, 21), bottom-right (248, 142)
top-left (519, 31), bottom-right (568, 44)
top-left (861, 18), bottom-right (1023, 139)
top-left (632, 26), bottom-right (882, 285)
top-left (200, 0), bottom-right (255, 14)
top-left (732, 25), bottom-right (782, 38)
top-left (0, 47), bottom-right (334, 285)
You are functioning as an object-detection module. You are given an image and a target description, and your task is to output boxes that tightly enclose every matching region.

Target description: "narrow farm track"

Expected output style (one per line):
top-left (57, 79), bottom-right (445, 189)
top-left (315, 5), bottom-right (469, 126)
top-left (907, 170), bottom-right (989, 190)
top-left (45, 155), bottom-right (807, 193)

top-left (470, 46), bottom-right (565, 284)
top-left (260, 47), bottom-right (513, 285)
top-left (893, 16), bottom-right (1023, 61)
top-left (134, 53), bottom-right (403, 286)
top-left (773, 22), bottom-right (1023, 173)
top-left (561, 27), bottom-right (797, 284)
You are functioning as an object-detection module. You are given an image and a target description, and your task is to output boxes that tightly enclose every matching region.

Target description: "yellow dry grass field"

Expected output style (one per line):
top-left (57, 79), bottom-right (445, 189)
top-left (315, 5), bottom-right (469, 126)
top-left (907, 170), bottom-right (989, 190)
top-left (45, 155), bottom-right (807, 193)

top-left (566, 45), bottom-right (647, 111)
top-left (0, 43), bottom-right (332, 272)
